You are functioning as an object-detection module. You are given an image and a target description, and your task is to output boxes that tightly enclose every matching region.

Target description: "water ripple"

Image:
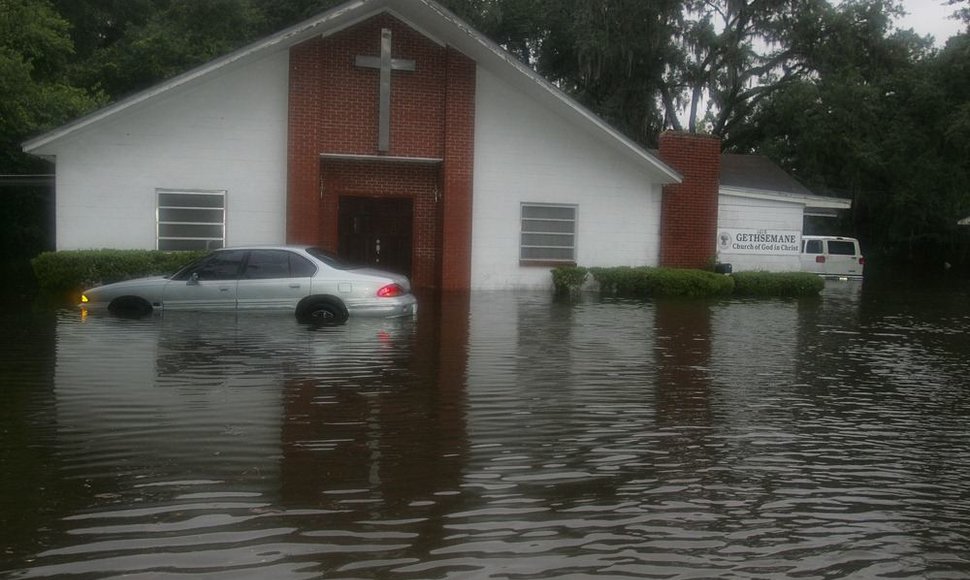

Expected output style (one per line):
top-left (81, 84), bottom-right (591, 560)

top-left (2, 288), bottom-right (970, 578)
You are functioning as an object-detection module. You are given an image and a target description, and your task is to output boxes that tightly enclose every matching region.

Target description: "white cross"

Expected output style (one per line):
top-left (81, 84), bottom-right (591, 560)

top-left (355, 28), bottom-right (416, 152)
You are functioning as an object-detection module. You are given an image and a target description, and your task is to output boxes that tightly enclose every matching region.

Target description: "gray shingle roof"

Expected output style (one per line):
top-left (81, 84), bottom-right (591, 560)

top-left (719, 154), bottom-right (813, 195)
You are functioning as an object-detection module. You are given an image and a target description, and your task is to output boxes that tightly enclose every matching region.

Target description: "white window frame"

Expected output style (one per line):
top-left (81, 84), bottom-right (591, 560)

top-left (156, 189), bottom-right (226, 251)
top-left (519, 203), bottom-right (578, 264)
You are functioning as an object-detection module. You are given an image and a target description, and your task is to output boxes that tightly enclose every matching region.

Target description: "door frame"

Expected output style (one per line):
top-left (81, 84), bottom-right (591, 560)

top-left (337, 195), bottom-right (414, 276)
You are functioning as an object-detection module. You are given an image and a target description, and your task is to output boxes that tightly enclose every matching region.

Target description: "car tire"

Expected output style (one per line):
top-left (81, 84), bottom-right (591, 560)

top-left (297, 297), bottom-right (349, 326)
top-left (108, 296), bottom-right (153, 318)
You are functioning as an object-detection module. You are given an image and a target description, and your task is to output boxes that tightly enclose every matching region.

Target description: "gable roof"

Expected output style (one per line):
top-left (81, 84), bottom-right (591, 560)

top-left (23, 0), bottom-right (680, 183)
top-left (720, 154), bottom-right (813, 195)
top-left (719, 153), bottom-right (851, 211)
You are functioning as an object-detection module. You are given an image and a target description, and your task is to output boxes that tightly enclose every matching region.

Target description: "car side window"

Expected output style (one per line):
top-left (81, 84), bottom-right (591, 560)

top-left (242, 250), bottom-right (317, 279)
top-left (289, 253), bottom-right (317, 277)
top-left (244, 250), bottom-right (291, 279)
top-left (804, 240), bottom-right (823, 254)
top-left (191, 250), bottom-right (246, 280)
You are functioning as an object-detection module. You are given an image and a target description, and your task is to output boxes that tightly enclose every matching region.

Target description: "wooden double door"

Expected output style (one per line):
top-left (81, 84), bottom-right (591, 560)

top-left (338, 196), bottom-right (413, 277)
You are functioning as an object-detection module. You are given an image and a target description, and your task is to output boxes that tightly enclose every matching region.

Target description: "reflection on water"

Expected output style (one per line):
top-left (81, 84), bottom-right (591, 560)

top-left (2, 280), bottom-right (970, 578)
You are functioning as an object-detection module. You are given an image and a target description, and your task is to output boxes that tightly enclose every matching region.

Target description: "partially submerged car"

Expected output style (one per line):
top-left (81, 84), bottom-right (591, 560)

top-left (80, 246), bottom-right (417, 324)
top-left (800, 236), bottom-right (865, 279)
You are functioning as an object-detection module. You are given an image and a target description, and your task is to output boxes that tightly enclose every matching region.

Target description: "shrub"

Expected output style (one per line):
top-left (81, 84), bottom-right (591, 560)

top-left (589, 266), bottom-right (734, 298)
top-left (730, 271), bottom-right (825, 297)
top-left (31, 249), bottom-right (206, 295)
top-left (551, 266), bottom-right (589, 294)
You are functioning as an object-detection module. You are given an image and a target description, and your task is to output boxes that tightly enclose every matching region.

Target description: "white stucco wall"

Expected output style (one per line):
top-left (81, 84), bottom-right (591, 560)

top-left (38, 51), bottom-right (290, 250)
top-left (471, 68), bottom-right (665, 290)
top-left (717, 193), bottom-right (804, 272)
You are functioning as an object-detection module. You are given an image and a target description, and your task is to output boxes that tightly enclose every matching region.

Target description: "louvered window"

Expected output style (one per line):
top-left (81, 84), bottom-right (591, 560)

top-left (520, 203), bottom-right (577, 263)
top-left (157, 189), bottom-right (226, 251)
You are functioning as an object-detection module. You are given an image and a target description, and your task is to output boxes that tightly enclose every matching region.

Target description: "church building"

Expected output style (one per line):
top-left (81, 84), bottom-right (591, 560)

top-left (23, 0), bottom-right (845, 290)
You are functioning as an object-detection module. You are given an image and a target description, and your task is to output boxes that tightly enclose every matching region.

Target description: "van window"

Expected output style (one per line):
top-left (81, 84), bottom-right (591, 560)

top-left (804, 239), bottom-right (823, 254)
top-left (828, 241), bottom-right (857, 255)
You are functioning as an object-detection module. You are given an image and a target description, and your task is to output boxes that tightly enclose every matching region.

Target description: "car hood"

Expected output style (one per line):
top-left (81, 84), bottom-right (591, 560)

top-left (85, 276), bottom-right (170, 293)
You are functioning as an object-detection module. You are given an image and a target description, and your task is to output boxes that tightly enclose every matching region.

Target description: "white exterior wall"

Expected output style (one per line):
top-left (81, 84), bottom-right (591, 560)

top-left (717, 193), bottom-right (804, 272)
top-left (40, 52), bottom-right (290, 250)
top-left (471, 68), bottom-right (664, 290)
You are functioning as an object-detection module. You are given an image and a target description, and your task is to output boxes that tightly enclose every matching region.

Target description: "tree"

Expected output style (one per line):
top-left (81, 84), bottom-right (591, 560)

top-left (442, 0), bottom-right (682, 146)
top-left (0, 0), bottom-right (106, 293)
top-left (0, 0), bottom-right (103, 172)
top-left (947, 0), bottom-right (970, 26)
top-left (445, 0), bottom-right (835, 148)
top-left (58, 0), bottom-right (345, 101)
top-left (735, 1), bottom-right (970, 269)
top-left (49, 0), bottom-right (160, 62)
top-left (662, 0), bottom-right (857, 143)
top-left (537, 0), bottom-right (683, 144)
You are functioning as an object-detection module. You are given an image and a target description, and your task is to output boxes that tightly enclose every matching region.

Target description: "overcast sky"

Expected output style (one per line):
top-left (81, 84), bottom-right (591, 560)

top-left (896, 0), bottom-right (964, 45)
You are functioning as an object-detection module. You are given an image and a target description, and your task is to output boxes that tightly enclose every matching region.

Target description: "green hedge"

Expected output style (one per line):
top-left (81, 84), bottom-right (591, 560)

top-left (551, 266), bottom-right (589, 295)
top-left (553, 266), bottom-right (825, 299)
top-left (588, 266), bottom-right (735, 298)
top-left (32, 249), bottom-right (206, 295)
top-left (730, 270), bottom-right (825, 297)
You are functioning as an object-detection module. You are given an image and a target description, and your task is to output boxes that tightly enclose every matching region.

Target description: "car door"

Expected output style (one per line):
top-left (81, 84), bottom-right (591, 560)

top-left (161, 250), bottom-right (245, 310)
top-left (235, 249), bottom-right (315, 310)
top-left (825, 239), bottom-right (863, 277)
top-left (801, 239), bottom-right (825, 274)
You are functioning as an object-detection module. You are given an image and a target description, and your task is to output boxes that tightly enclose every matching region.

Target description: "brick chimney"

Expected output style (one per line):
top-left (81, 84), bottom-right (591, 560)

top-left (657, 131), bottom-right (721, 269)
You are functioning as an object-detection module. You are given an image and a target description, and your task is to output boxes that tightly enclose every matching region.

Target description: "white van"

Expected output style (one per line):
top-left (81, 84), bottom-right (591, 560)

top-left (800, 236), bottom-right (864, 278)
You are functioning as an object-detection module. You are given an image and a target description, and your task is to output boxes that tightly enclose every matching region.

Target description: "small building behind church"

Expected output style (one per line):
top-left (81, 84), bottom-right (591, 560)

top-left (716, 154), bottom-right (850, 273)
top-left (23, 0), bottom-right (848, 290)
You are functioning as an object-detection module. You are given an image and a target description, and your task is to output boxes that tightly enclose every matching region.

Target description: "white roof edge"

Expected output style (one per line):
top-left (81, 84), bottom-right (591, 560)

top-left (23, 0), bottom-right (680, 184)
top-left (380, 8), bottom-right (446, 46)
top-left (720, 185), bottom-right (852, 209)
top-left (415, 0), bottom-right (681, 184)
top-left (24, 0), bottom-right (379, 152)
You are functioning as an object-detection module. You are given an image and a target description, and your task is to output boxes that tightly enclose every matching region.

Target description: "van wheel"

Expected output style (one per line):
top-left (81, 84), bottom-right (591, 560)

top-left (108, 296), bottom-right (153, 318)
top-left (297, 297), bottom-right (348, 325)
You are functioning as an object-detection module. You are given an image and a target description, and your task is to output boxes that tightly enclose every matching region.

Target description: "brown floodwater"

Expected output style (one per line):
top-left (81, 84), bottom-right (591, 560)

top-left (1, 280), bottom-right (969, 578)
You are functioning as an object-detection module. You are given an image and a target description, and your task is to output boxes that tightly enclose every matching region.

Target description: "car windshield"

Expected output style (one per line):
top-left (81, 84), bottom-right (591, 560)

top-left (306, 247), bottom-right (362, 270)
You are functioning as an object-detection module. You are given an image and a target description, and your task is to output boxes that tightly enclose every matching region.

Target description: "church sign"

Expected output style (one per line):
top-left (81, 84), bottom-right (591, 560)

top-left (718, 229), bottom-right (801, 255)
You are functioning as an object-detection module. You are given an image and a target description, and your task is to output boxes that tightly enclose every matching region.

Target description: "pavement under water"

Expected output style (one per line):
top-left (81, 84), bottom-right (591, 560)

top-left (2, 280), bottom-right (969, 578)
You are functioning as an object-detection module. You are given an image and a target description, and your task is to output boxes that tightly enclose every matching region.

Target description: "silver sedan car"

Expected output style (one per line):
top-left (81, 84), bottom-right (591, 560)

top-left (80, 246), bottom-right (417, 324)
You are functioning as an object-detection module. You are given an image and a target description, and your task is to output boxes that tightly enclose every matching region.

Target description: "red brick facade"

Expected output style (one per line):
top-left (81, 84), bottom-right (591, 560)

top-left (285, 14), bottom-right (720, 287)
top-left (440, 52), bottom-right (476, 291)
top-left (286, 14), bottom-right (475, 290)
top-left (658, 132), bottom-right (722, 269)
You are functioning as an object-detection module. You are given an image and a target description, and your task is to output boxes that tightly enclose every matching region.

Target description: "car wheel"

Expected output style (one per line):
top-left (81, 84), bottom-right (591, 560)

top-left (108, 296), bottom-right (153, 318)
top-left (297, 298), bottom-right (348, 325)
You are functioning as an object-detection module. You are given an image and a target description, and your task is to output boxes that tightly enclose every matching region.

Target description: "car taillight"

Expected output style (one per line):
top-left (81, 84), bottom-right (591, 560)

top-left (858, 257), bottom-right (865, 265)
top-left (816, 255), bottom-right (826, 263)
top-left (377, 283), bottom-right (404, 298)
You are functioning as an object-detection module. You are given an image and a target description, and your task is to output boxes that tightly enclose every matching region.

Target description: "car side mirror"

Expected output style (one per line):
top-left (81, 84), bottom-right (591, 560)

top-left (187, 272), bottom-right (200, 286)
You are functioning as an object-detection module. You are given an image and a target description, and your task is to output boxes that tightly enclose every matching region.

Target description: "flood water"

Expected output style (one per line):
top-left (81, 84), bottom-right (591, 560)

top-left (2, 281), bottom-right (970, 579)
